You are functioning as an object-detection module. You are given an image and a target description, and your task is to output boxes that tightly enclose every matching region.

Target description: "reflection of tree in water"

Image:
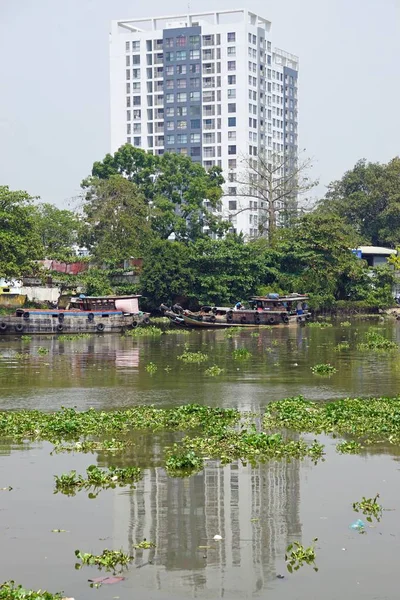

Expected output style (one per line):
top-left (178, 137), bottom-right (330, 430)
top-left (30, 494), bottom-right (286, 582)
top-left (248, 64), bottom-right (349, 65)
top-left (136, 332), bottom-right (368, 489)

top-left (119, 456), bottom-right (301, 596)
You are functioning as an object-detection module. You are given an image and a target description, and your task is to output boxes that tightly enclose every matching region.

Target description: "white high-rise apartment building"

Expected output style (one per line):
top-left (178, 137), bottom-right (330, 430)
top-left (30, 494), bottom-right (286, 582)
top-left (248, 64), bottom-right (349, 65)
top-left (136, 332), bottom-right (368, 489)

top-left (110, 9), bottom-right (298, 238)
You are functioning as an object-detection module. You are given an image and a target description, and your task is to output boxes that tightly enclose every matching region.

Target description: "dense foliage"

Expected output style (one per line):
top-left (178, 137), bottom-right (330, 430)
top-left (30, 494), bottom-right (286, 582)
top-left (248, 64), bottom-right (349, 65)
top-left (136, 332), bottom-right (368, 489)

top-left (2, 152), bottom-right (399, 309)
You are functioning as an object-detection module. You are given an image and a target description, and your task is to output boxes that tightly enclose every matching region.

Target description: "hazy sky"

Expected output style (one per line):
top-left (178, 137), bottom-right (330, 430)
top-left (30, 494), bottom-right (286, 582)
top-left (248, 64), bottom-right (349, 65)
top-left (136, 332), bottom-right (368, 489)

top-left (0, 0), bottom-right (399, 208)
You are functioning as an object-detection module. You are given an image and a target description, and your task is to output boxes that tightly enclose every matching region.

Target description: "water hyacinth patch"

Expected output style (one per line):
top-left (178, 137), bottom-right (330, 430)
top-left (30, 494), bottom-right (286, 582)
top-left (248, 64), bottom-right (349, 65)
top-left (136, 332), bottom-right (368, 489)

top-left (334, 342), bottom-right (350, 352)
top-left (310, 363), bottom-right (337, 375)
top-left (204, 365), bottom-right (224, 376)
top-left (75, 549), bottom-right (133, 572)
top-left (51, 438), bottom-right (133, 454)
top-left (177, 347), bottom-right (208, 364)
top-left (357, 330), bottom-right (398, 351)
top-left (133, 539), bottom-right (156, 549)
top-left (336, 440), bottom-right (362, 454)
top-left (232, 348), bottom-right (252, 360)
top-left (126, 327), bottom-right (163, 337)
top-left (340, 321), bottom-right (351, 327)
top-left (263, 395), bottom-right (400, 443)
top-left (0, 581), bottom-right (64, 600)
top-left (353, 494), bottom-right (383, 522)
top-left (285, 539), bottom-right (318, 573)
top-left (0, 404), bottom-right (239, 443)
top-left (145, 362), bottom-right (158, 374)
top-left (54, 465), bottom-right (142, 496)
top-left (307, 322), bottom-right (333, 328)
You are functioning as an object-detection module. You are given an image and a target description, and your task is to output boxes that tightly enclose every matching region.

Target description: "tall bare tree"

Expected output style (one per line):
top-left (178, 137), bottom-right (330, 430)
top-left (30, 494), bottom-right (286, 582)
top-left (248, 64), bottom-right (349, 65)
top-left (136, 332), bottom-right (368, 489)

top-left (227, 150), bottom-right (317, 241)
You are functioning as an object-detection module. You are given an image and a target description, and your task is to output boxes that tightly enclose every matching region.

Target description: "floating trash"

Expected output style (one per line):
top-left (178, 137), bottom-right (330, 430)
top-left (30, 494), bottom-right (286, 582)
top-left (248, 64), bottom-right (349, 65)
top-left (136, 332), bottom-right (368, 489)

top-left (213, 534), bottom-right (222, 541)
top-left (350, 519), bottom-right (365, 531)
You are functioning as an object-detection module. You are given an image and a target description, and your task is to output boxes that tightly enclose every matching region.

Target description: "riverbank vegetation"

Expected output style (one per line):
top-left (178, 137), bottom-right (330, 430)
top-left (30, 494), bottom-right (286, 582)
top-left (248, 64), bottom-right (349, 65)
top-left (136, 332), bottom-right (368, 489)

top-left (2, 152), bottom-right (399, 312)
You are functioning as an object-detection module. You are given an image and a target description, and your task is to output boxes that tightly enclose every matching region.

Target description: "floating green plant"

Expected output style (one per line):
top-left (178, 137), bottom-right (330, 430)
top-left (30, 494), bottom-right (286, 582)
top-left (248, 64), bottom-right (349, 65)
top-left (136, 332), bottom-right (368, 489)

top-left (165, 429), bottom-right (324, 476)
top-left (0, 404), bottom-right (239, 443)
top-left (310, 363), bottom-right (337, 374)
top-left (75, 548), bottom-right (133, 572)
top-left (0, 581), bottom-right (63, 600)
top-left (51, 438), bottom-right (132, 454)
top-left (126, 327), bottom-right (162, 337)
top-left (133, 539), bottom-right (156, 549)
top-left (54, 465), bottom-right (142, 497)
top-left (340, 321), bottom-right (351, 327)
top-left (145, 362), bottom-right (158, 374)
top-left (224, 327), bottom-right (246, 338)
top-left (353, 493), bottom-right (383, 522)
top-left (232, 348), bottom-right (252, 360)
top-left (204, 365), bottom-right (224, 376)
top-left (263, 395), bottom-right (400, 443)
top-left (164, 329), bottom-right (190, 335)
top-left (177, 347), bottom-right (208, 363)
top-left (336, 440), bottom-right (362, 454)
top-left (334, 342), bottom-right (350, 352)
top-left (37, 347), bottom-right (49, 355)
top-left (250, 332), bottom-right (260, 338)
top-left (308, 322), bottom-right (333, 328)
top-left (20, 335), bottom-right (32, 342)
top-left (357, 330), bottom-right (397, 351)
top-left (285, 539), bottom-right (318, 573)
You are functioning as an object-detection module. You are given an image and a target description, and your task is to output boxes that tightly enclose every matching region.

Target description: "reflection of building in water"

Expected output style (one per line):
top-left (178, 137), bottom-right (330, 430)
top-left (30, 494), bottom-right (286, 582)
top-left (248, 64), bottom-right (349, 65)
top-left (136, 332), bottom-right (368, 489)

top-left (112, 458), bottom-right (301, 596)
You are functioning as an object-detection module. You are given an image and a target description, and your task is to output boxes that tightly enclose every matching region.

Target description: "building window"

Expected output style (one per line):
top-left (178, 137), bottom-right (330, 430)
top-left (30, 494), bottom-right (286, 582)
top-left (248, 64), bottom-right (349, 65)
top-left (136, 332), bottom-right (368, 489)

top-left (166, 107), bottom-right (174, 117)
top-left (228, 103), bottom-right (236, 113)
top-left (177, 120), bottom-right (187, 129)
top-left (132, 55), bottom-right (140, 65)
top-left (133, 109), bottom-right (141, 119)
top-left (176, 50), bottom-right (187, 61)
top-left (176, 65), bottom-right (187, 75)
top-left (190, 64), bottom-right (200, 74)
top-left (228, 131), bottom-right (236, 140)
top-left (177, 92), bottom-right (187, 102)
top-left (203, 147), bottom-right (215, 158)
top-left (203, 132), bottom-right (215, 144)
top-left (166, 121), bottom-right (174, 130)
top-left (228, 145), bottom-right (237, 155)
top-left (133, 123), bottom-right (141, 133)
top-left (190, 49), bottom-right (200, 60)
top-left (190, 105), bottom-right (201, 116)
top-left (190, 133), bottom-right (201, 143)
top-left (190, 91), bottom-right (200, 101)
top-left (132, 69), bottom-right (140, 79)
top-left (177, 147), bottom-right (188, 155)
top-left (177, 79), bottom-right (187, 88)
top-left (227, 61), bottom-right (236, 71)
top-left (165, 52), bottom-right (174, 61)
top-left (166, 66), bottom-right (174, 76)
top-left (191, 119), bottom-right (201, 128)
top-left (228, 75), bottom-right (236, 85)
top-left (227, 32), bottom-right (236, 42)
top-left (228, 187), bottom-right (237, 195)
top-left (229, 200), bottom-right (237, 210)
top-left (228, 117), bottom-right (236, 127)
top-left (126, 97), bottom-right (131, 107)
top-left (125, 41), bottom-right (130, 52)
top-left (190, 77), bottom-right (200, 88)
top-left (132, 41), bottom-right (140, 52)
top-left (126, 69), bottom-right (130, 80)
top-left (203, 34), bottom-right (214, 46)
top-left (176, 35), bottom-right (187, 47)
top-left (126, 83), bottom-right (131, 94)
top-left (228, 159), bottom-right (237, 169)
top-left (177, 134), bottom-right (187, 143)
top-left (166, 79), bottom-right (174, 89)
top-left (227, 46), bottom-right (236, 56)
top-left (165, 37), bottom-right (174, 48)
top-left (133, 137), bottom-right (141, 146)
top-left (126, 110), bottom-right (131, 121)
top-left (133, 96), bottom-right (141, 106)
top-left (166, 94), bottom-right (174, 103)
top-left (227, 89), bottom-right (236, 99)
top-left (177, 106), bottom-right (188, 116)
top-left (190, 35), bottom-right (200, 46)
top-left (203, 91), bottom-right (214, 102)
top-left (167, 135), bottom-right (175, 144)
top-left (132, 82), bottom-right (140, 91)
top-left (191, 147), bottom-right (201, 157)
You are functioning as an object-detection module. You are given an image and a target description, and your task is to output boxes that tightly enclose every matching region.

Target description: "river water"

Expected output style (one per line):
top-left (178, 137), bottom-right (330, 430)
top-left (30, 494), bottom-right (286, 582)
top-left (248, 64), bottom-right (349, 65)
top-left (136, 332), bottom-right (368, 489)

top-left (0, 320), bottom-right (400, 599)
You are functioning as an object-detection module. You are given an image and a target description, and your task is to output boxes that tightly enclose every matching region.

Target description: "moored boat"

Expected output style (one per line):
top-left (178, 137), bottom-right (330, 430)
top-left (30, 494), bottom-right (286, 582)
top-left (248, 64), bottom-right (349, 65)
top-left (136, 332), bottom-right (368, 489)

top-left (161, 294), bottom-right (311, 328)
top-left (0, 295), bottom-right (150, 335)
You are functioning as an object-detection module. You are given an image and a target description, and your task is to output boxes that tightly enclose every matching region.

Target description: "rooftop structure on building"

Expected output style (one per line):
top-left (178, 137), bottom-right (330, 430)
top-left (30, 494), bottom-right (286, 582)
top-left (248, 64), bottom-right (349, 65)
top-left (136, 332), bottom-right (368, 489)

top-left (110, 9), bottom-right (299, 238)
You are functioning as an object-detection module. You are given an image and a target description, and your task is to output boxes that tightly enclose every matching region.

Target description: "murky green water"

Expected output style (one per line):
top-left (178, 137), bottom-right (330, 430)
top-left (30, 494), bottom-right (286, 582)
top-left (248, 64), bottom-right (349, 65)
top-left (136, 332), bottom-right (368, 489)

top-left (1, 320), bottom-right (400, 599)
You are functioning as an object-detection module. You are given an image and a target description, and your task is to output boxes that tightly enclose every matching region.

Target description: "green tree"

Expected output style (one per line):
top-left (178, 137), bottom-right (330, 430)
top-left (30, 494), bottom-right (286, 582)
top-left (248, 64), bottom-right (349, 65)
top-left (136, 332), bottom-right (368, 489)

top-left (34, 203), bottom-right (81, 260)
top-left (0, 186), bottom-right (43, 278)
top-left (318, 157), bottom-right (400, 247)
top-left (190, 235), bottom-right (267, 305)
top-left (84, 144), bottom-right (227, 241)
top-left (81, 175), bottom-right (152, 267)
top-left (140, 239), bottom-right (194, 309)
top-left (271, 212), bottom-right (364, 307)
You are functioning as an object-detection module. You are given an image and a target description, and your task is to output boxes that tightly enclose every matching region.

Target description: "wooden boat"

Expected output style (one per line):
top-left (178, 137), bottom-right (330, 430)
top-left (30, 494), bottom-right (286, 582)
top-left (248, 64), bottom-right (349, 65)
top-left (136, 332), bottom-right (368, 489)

top-left (163, 294), bottom-right (311, 329)
top-left (0, 295), bottom-right (150, 335)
